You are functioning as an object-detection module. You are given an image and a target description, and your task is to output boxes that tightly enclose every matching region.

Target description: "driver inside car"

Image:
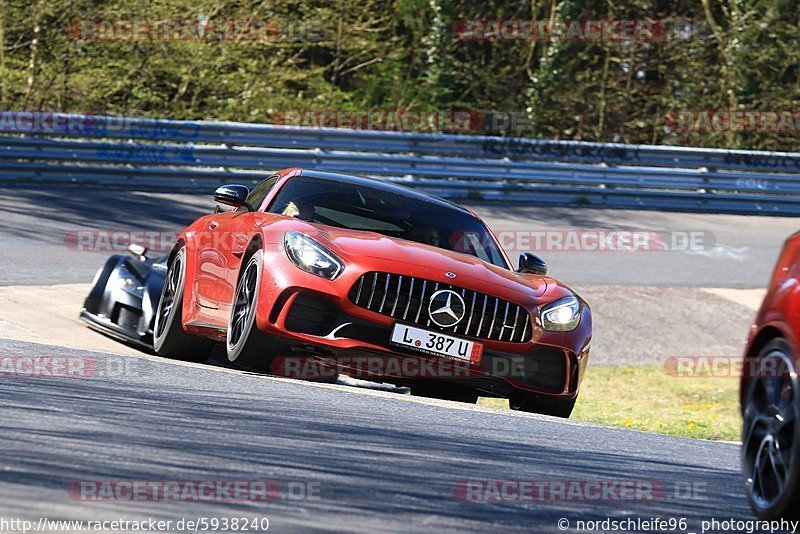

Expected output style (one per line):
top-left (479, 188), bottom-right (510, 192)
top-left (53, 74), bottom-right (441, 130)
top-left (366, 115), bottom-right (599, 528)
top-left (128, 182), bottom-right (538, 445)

top-left (408, 224), bottom-right (441, 247)
top-left (280, 199), bottom-right (315, 221)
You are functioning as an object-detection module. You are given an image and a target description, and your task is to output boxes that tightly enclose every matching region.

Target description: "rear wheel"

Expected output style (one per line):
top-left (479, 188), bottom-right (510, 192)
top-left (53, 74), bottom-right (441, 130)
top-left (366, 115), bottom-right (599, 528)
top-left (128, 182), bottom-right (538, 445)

top-left (153, 247), bottom-right (214, 363)
top-left (226, 250), bottom-right (284, 372)
top-left (742, 338), bottom-right (800, 520)
top-left (410, 382), bottom-right (478, 404)
top-left (509, 392), bottom-right (576, 418)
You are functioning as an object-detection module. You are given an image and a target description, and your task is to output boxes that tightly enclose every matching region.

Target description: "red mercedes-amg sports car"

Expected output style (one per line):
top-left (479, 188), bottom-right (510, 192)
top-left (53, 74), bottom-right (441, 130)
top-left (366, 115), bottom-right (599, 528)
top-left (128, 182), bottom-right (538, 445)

top-left (154, 168), bottom-right (592, 417)
top-left (741, 231), bottom-right (800, 518)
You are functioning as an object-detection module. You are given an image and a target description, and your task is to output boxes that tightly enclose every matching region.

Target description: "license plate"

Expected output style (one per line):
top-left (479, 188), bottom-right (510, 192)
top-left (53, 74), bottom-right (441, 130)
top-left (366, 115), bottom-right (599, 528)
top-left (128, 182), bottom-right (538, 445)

top-left (390, 324), bottom-right (483, 364)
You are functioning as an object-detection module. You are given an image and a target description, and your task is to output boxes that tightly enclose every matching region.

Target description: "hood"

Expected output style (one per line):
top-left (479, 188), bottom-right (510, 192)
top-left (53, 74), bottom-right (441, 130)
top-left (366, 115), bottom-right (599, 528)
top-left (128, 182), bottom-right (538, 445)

top-left (310, 225), bottom-right (549, 301)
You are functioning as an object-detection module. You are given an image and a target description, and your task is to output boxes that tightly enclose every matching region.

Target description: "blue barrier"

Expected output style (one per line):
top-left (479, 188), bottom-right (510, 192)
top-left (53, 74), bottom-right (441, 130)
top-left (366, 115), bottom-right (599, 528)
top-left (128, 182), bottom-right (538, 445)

top-left (0, 112), bottom-right (798, 215)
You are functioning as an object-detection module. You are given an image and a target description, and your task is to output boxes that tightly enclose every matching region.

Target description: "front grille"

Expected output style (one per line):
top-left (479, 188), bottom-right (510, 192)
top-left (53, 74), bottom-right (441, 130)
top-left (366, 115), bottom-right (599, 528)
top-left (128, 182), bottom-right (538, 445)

top-left (348, 272), bottom-right (532, 343)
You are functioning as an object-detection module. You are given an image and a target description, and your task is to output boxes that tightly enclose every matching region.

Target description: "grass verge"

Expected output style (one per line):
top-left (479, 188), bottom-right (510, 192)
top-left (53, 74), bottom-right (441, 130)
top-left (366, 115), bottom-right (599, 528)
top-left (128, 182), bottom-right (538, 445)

top-left (478, 364), bottom-right (741, 441)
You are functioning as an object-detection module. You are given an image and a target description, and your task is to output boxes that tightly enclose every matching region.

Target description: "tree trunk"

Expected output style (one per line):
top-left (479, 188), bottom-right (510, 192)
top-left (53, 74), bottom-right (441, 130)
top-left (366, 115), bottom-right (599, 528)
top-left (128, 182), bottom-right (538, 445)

top-left (25, 1), bottom-right (42, 107)
top-left (0, 0), bottom-right (6, 108)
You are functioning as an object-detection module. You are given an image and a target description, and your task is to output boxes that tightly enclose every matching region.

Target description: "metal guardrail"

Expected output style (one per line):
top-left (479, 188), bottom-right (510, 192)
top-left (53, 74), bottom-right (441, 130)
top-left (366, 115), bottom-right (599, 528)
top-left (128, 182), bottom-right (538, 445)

top-left (1, 112), bottom-right (799, 215)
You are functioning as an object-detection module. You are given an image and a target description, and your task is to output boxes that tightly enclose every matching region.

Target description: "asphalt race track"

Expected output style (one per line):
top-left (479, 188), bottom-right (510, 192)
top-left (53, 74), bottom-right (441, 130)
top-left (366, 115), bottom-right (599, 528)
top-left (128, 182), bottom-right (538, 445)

top-left (1, 339), bottom-right (749, 533)
top-left (0, 184), bottom-right (796, 532)
top-left (0, 184), bottom-right (795, 288)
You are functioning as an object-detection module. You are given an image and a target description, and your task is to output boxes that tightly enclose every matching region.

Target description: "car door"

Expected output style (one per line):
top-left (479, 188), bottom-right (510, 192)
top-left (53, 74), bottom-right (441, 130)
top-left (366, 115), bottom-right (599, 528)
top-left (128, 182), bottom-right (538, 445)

top-left (194, 175), bottom-right (281, 327)
top-left (193, 209), bottom-right (248, 325)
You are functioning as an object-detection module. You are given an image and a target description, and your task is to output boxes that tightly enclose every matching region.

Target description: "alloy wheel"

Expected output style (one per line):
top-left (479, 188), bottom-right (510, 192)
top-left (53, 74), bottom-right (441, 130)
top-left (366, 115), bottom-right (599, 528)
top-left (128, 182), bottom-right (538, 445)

top-left (743, 348), bottom-right (798, 513)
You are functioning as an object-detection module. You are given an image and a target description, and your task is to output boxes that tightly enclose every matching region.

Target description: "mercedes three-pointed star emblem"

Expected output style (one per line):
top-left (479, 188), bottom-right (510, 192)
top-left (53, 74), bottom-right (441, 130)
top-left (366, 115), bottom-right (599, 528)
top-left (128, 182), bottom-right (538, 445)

top-left (428, 289), bottom-right (466, 328)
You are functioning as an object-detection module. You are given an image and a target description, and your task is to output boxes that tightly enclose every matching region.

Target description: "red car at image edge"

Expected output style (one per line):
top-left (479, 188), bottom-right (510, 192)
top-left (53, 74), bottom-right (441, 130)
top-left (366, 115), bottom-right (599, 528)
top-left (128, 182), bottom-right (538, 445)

top-left (742, 230), bottom-right (800, 519)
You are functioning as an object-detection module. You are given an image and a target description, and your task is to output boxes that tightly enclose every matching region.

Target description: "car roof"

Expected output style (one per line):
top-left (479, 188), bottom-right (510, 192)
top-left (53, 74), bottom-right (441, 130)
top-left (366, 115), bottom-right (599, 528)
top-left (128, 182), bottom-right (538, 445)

top-left (297, 169), bottom-right (473, 216)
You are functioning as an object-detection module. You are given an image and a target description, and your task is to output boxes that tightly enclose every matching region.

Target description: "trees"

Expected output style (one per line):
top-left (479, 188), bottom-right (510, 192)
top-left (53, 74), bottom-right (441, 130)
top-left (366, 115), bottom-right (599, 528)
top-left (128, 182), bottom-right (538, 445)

top-left (0, 0), bottom-right (796, 150)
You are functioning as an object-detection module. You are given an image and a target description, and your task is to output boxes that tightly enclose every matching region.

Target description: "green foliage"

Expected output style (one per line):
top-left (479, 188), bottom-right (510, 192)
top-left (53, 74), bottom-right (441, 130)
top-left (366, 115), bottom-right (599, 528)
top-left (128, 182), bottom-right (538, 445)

top-left (0, 0), bottom-right (797, 149)
top-left (479, 364), bottom-right (741, 441)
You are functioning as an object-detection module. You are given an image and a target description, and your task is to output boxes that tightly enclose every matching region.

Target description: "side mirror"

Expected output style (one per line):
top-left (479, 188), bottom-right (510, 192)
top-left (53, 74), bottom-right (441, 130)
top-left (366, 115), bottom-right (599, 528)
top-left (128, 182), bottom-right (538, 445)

top-left (517, 252), bottom-right (547, 275)
top-left (214, 184), bottom-right (252, 211)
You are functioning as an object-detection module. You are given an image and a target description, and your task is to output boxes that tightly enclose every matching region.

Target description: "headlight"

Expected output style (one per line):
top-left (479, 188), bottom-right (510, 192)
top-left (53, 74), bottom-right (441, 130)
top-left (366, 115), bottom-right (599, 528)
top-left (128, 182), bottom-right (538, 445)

top-left (284, 231), bottom-right (344, 280)
top-left (540, 296), bottom-right (581, 331)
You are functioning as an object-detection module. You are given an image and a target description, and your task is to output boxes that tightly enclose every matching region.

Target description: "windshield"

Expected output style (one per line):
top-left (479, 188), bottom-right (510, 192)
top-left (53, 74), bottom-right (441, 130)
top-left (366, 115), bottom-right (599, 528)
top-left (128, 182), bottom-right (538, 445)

top-left (268, 175), bottom-right (508, 268)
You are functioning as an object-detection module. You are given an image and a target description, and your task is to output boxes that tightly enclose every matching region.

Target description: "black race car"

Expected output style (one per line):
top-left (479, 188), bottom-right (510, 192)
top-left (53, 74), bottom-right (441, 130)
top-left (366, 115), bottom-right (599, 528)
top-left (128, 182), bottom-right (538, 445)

top-left (80, 244), bottom-right (166, 351)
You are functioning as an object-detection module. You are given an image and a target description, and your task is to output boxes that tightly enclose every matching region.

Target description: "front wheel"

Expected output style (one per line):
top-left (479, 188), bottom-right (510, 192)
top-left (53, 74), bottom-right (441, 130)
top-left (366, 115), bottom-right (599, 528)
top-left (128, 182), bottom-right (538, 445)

top-left (153, 247), bottom-right (214, 363)
top-left (742, 338), bottom-right (800, 520)
top-left (509, 392), bottom-right (576, 418)
top-left (226, 250), bottom-right (284, 372)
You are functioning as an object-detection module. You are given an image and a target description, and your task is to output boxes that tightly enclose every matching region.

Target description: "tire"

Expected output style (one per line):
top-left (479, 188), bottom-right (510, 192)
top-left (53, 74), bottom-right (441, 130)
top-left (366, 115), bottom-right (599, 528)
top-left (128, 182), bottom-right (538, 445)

top-left (226, 250), bottom-right (284, 372)
top-left (410, 382), bottom-right (478, 404)
top-left (509, 392), bottom-right (576, 418)
top-left (742, 338), bottom-right (800, 520)
top-left (153, 247), bottom-right (214, 363)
